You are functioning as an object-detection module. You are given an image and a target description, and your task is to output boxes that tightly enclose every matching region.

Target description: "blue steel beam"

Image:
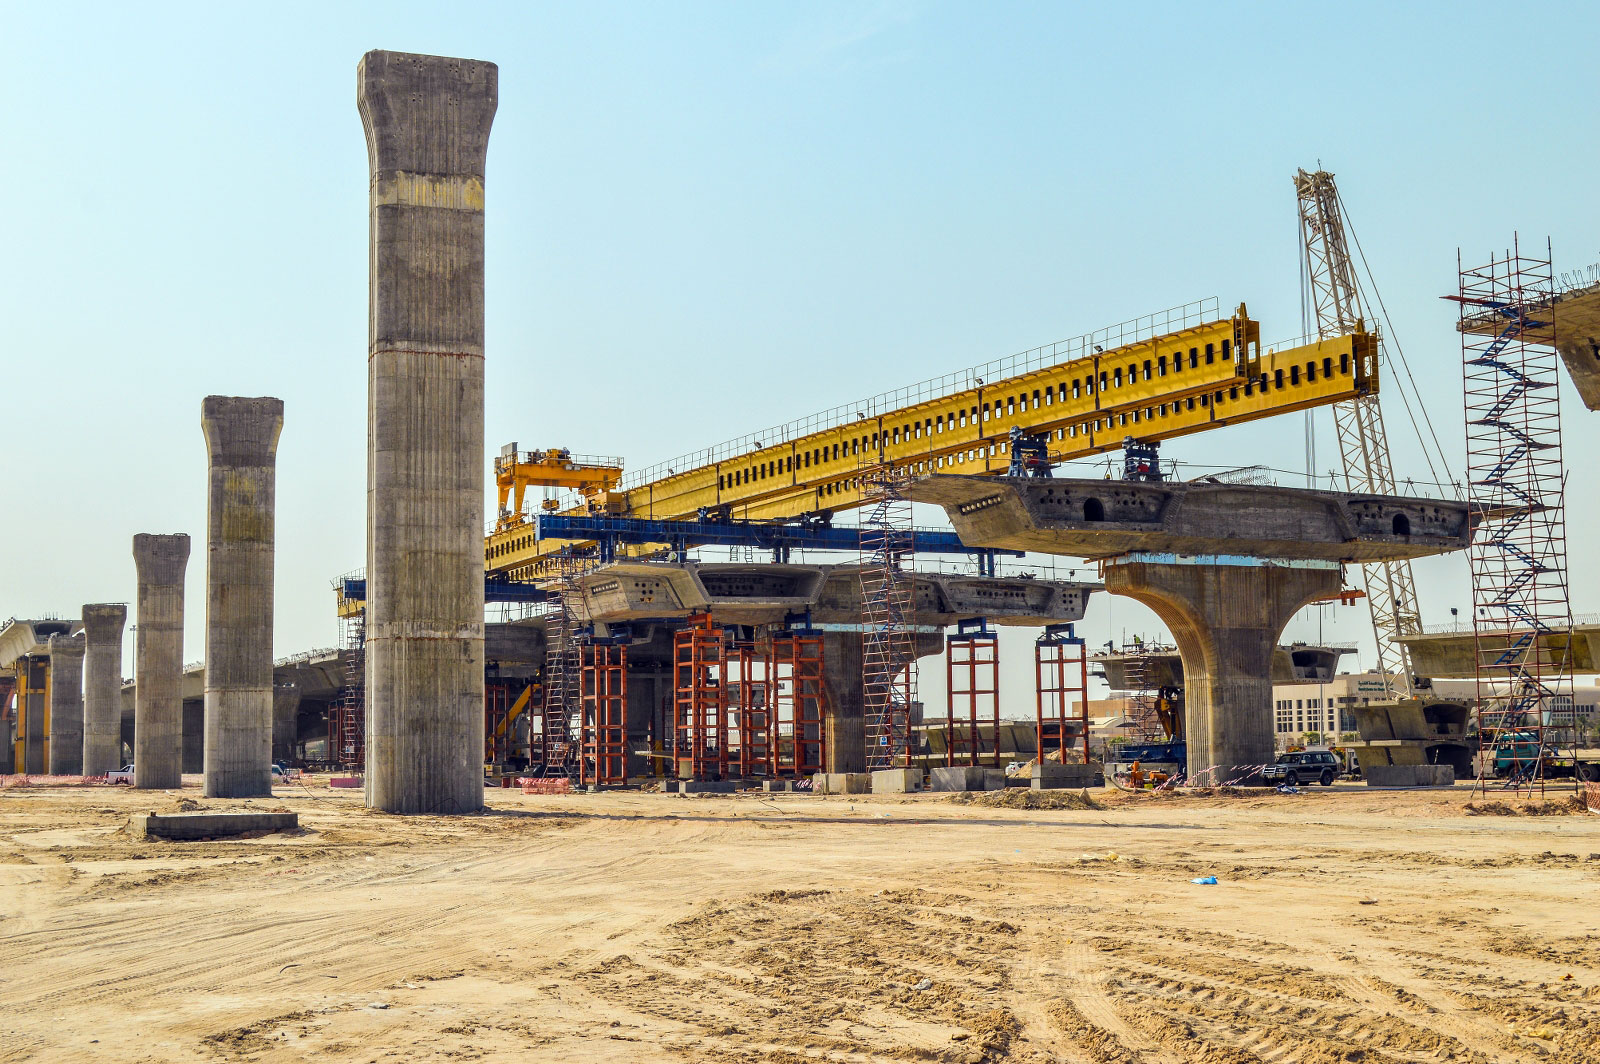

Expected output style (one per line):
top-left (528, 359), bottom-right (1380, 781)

top-left (341, 576), bottom-right (552, 605)
top-left (532, 514), bottom-right (1021, 560)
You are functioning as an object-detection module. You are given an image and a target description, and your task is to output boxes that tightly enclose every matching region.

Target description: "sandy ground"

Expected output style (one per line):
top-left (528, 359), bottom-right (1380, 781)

top-left (1, 778), bottom-right (1597, 1064)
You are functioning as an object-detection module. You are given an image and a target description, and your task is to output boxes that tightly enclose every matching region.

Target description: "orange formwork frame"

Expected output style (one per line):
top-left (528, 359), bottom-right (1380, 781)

top-left (1036, 623), bottom-right (1090, 765)
top-left (673, 615), bottom-right (729, 782)
top-left (729, 642), bottom-right (771, 778)
top-left (770, 631), bottom-right (827, 777)
top-left (581, 643), bottom-right (628, 787)
top-left (945, 620), bottom-right (999, 767)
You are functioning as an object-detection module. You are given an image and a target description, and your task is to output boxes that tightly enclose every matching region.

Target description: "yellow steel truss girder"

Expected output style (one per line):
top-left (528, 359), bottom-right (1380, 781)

top-left (483, 318), bottom-right (1375, 578)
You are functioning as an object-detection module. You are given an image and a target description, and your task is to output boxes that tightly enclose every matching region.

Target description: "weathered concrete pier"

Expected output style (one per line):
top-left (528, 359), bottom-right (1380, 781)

top-left (46, 632), bottom-right (85, 775)
top-left (359, 50), bottom-right (498, 813)
top-left (81, 603), bottom-right (127, 776)
top-left (133, 533), bottom-right (190, 789)
top-left (201, 396), bottom-right (284, 798)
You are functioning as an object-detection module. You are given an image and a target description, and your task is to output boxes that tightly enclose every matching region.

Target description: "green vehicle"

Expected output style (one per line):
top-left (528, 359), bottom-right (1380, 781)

top-left (1493, 731), bottom-right (1600, 781)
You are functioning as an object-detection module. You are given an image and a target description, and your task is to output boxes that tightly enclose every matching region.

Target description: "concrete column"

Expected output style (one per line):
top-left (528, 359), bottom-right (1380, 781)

top-left (46, 633), bottom-right (86, 775)
top-left (1103, 557), bottom-right (1341, 783)
top-left (272, 684), bottom-right (300, 764)
top-left (133, 533), bottom-right (190, 789)
top-left (358, 50), bottom-right (497, 814)
top-left (200, 395), bottom-right (283, 797)
top-left (820, 632), bottom-right (865, 773)
top-left (81, 604), bottom-right (127, 776)
top-left (818, 631), bottom-right (942, 773)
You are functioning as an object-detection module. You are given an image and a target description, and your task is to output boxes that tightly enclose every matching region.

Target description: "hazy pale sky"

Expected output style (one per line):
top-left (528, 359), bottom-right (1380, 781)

top-left (3, 1), bottom-right (1597, 691)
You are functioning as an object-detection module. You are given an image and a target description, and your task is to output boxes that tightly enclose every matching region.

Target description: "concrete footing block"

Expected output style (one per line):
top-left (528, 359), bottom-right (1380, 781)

top-left (871, 768), bottom-right (922, 794)
top-left (929, 766), bottom-right (1006, 792)
top-left (1365, 764), bottom-right (1455, 788)
top-left (130, 811), bottom-right (298, 839)
top-left (812, 772), bottom-right (871, 795)
top-left (762, 779), bottom-right (798, 792)
top-left (1032, 762), bottom-right (1105, 789)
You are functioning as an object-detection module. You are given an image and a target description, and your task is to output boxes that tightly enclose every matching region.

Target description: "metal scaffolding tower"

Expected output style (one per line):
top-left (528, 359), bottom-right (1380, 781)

top-left (535, 550), bottom-right (591, 778)
top-left (945, 619), bottom-right (998, 767)
top-left (333, 609), bottom-right (366, 771)
top-left (859, 463), bottom-right (917, 770)
top-left (729, 640), bottom-right (771, 778)
top-left (1295, 168), bottom-right (1423, 697)
top-left (1455, 241), bottom-right (1574, 795)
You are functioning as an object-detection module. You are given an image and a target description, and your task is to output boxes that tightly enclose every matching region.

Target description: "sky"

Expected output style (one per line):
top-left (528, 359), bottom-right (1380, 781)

top-left (3, 1), bottom-right (1598, 697)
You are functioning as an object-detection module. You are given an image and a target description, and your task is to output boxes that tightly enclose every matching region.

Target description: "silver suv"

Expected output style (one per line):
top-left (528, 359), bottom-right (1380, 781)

top-left (1262, 750), bottom-right (1340, 787)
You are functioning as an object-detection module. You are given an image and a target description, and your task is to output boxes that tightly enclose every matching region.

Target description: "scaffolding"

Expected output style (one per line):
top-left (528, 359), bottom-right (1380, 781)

top-left (945, 619), bottom-right (998, 766)
top-left (672, 615), bottom-right (728, 781)
top-left (1456, 240), bottom-right (1574, 795)
top-left (1036, 624), bottom-right (1090, 765)
top-left (535, 550), bottom-right (591, 778)
top-left (729, 641), bottom-right (771, 778)
top-left (331, 610), bottom-right (365, 771)
top-left (770, 631), bottom-right (826, 777)
top-left (580, 642), bottom-right (628, 787)
top-left (859, 463), bottom-right (917, 770)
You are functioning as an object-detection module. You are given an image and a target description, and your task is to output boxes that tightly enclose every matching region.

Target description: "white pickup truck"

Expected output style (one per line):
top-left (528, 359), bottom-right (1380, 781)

top-left (106, 764), bottom-right (135, 784)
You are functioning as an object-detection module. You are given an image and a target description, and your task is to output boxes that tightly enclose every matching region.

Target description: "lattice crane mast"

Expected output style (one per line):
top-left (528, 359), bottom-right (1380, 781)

top-left (1294, 168), bottom-right (1421, 698)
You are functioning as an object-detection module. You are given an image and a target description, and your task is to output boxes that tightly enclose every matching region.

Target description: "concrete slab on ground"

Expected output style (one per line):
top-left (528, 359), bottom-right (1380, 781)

top-left (130, 811), bottom-right (298, 839)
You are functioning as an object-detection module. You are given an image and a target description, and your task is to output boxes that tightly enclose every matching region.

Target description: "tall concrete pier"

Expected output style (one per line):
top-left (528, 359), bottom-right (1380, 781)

top-left (1104, 558), bottom-right (1341, 781)
top-left (133, 533), bottom-right (190, 789)
top-left (81, 603), bottom-right (127, 776)
top-left (201, 396), bottom-right (284, 798)
top-left (46, 632), bottom-right (86, 775)
top-left (272, 684), bottom-right (300, 764)
top-left (358, 50), bottom-right (497, 813)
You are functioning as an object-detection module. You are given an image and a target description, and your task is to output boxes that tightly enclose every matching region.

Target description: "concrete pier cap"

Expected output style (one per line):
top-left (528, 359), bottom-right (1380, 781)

top-left (360, 50), bottom-right (497, 815)
top-left (46, 632), bottom-right (86, 775)
top-left (132, 533), bottom-right (190, 789)
top-left (201, 396), bottom-right (283, 798)
top-left (81, 603), bottom-right (127, 776)
top-left (909, 474), bottom-right (1475, 783)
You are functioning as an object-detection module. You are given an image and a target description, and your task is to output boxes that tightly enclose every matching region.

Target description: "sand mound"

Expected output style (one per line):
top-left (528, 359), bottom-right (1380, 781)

top-left (945, 788), bottom-right (1102, 810)
top-left (1465, 794), bottom-right (1587, 816)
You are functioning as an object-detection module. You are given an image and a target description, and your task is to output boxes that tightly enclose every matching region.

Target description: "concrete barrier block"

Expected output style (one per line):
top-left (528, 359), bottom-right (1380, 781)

top-left (762, 779), bottom-right (800, 792)
top-left (812, 772), bottom-right (872, 795)
top-left (1033, 762), bottom-right (1105, 789)
top-left (131, 811), bottom-right (298, 840)
top-left (1365, 764), bottom-right (1455, 787)
top-left (930, 766), bottom-right (1008, 792)
top-left (872, 768), bottom-right (922, 794)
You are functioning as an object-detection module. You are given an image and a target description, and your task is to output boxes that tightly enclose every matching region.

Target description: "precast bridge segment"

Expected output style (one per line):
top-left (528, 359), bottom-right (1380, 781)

top-left (485, 301), bottom-right (1380, 578)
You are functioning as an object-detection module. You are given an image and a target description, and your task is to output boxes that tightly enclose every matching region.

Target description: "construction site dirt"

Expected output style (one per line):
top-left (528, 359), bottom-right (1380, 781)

top-left (2, 782), bottom-right (1597, 1063)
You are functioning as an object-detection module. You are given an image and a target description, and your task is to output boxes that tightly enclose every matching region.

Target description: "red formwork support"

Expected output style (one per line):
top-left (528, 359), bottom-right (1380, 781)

top-left (673, 615), bottom-right (728, 781)
top-left (770, 632), bottom-right (827, 777)
top-left (1036, 624), bottom-right (1090, 765)
top-left (581, 643), bottom-right (628, 787)
top-left (945, 621), bottom-right (999, 766)
top-left (729, 642), bottom-right (771, 778)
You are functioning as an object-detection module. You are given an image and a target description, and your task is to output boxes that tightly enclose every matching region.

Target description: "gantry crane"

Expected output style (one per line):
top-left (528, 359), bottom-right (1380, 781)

top-left (494, 445), bottom-right (623, 530)
top-left (1294, 168), bottom-right (1423, 699)
top-left (485, 299), bottom-right (1381, 579)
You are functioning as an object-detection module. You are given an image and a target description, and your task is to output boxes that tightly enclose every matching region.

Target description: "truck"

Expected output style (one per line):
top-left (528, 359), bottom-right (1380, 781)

top-left (1492, 732), bottom-right (1600, 782)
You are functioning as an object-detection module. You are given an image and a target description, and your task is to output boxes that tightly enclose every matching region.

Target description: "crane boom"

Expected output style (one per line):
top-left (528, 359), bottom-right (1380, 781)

top-left (1295, 168), bottom-right (1421, 698)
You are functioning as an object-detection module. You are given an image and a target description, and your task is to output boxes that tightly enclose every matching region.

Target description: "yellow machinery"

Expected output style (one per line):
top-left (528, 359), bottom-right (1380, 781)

top-left (485, 301), bottom-right (1379, 579)
top-left (494, 445), bottom-right (623, 530)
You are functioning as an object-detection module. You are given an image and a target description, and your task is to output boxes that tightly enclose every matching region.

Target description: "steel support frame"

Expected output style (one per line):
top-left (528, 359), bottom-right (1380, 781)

top-left (581, 643), bottom-right (628, 787)
top-left (673, 615), bottom-right (728, 782)
top-left (770, 632), bottom-right (826, 777)
top-left (860, 462), bottom-right (917, 770)
top-left (728, 642), bottom-right (771, 778)
top-left (945, 620), bottom-right (998, 767)
top-left (1036, 624), bottom-right (1090, 766)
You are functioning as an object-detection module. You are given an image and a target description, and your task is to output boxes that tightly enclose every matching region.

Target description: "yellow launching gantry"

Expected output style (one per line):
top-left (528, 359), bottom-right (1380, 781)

top-left (494, 445), bottom-right (624, 531)
top-left (484, 298), bottom-right (1380, 578)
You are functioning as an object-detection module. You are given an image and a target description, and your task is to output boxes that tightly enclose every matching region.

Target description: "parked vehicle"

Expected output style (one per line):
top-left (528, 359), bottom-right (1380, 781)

top-left (1493, 732), bottom-right (1600, 781)
top-left (107, 764), bottom-right (135, 784)
top-left (1261, 750), bottom-right (1340, 787)
top-left (1109, 741), bottom-right (1186, 784)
